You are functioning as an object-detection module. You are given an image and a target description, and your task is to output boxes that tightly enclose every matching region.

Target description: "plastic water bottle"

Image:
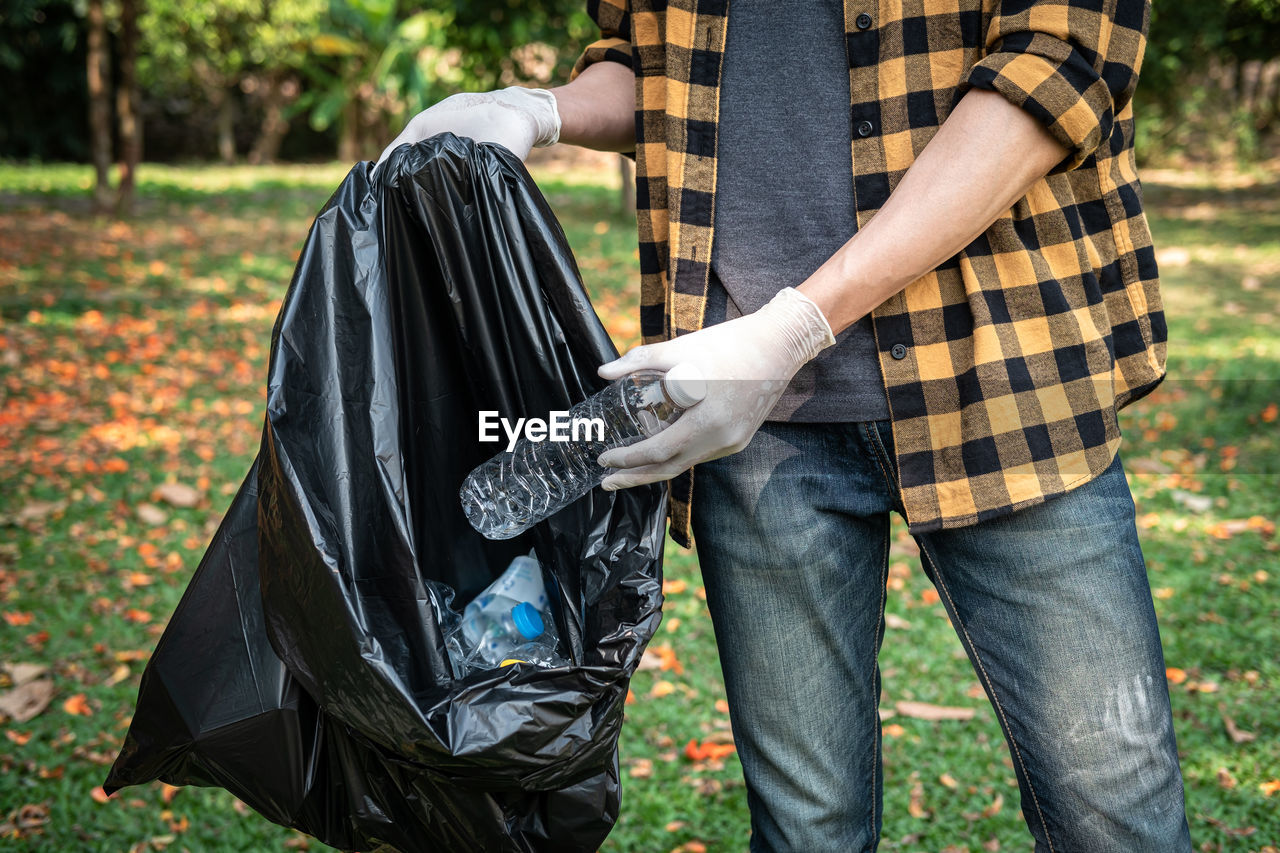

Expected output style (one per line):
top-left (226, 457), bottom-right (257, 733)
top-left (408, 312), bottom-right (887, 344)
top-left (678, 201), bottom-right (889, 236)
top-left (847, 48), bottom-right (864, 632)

top-left (460, 364), bottom-right (706, 540)
top-left (454, 554), bottom-right (566, 672)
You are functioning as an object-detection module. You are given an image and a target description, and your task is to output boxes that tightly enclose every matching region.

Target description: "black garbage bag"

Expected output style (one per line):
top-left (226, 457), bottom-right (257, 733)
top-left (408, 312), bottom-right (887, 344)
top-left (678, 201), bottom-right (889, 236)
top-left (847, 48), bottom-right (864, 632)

top-left (104, 134), bottom-right (668, 852)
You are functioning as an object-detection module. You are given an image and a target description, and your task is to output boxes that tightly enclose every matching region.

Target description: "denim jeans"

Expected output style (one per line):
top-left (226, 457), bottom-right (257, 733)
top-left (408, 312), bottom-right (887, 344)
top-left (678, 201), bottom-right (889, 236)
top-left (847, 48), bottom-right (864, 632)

top-left (690, 420), bottom-right (1192, 853)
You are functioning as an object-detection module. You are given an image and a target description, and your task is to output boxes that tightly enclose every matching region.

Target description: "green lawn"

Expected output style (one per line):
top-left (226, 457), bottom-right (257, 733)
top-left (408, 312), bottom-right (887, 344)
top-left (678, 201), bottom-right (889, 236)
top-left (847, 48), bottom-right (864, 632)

top-left (1, 156), bottom-right (1277, 853)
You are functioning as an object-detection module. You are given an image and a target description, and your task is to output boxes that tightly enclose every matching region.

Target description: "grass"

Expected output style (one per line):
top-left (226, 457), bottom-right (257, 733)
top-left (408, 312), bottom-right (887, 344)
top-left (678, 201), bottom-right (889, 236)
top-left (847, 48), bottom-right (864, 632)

top-left (0, 154), bottom-right (1277, 853)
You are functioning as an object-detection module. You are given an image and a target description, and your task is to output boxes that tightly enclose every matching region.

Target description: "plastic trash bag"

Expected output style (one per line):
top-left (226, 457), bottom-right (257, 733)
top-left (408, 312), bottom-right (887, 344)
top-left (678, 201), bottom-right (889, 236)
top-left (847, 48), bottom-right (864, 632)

top-left (104, 134), bottom-right (668, 852)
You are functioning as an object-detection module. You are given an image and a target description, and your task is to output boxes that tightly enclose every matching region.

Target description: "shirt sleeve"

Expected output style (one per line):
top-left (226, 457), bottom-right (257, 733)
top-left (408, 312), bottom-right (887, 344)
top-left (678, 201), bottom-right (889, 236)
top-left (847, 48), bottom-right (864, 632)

top-left (962, 0), bottom-right (1150, 172)
top-left (571, 0), bottom-right (634, 80)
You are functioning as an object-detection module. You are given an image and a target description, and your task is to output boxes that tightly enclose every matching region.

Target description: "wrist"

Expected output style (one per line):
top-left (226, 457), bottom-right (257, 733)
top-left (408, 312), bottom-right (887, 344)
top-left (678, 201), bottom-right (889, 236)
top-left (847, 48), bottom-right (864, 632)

top-left (498, 86), bottom-right (561, 147)
top-left (758, 287), bottom-right (837, 365)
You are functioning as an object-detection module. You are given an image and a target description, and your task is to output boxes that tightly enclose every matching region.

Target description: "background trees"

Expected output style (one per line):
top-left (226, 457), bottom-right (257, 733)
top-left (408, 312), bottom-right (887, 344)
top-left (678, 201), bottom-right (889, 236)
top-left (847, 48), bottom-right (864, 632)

top-left (0, 0), bottom-right (1274, 209)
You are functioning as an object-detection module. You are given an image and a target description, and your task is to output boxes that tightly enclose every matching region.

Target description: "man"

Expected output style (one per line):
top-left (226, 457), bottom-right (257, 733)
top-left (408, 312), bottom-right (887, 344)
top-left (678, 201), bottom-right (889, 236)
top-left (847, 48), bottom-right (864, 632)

top-left (381, 1), bottom-right (1192, 849)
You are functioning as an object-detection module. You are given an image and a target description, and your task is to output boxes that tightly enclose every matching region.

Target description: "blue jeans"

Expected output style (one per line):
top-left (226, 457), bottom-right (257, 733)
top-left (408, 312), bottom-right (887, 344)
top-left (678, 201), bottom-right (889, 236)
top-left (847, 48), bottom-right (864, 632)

top-left (690, 420), bottom-right (1192, 853)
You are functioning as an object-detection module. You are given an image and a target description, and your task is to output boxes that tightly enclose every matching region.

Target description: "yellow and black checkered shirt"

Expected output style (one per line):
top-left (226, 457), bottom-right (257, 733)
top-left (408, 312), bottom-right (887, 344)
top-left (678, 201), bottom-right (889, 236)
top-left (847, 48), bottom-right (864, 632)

top-left (572, 0), bottom-right (1166, 548)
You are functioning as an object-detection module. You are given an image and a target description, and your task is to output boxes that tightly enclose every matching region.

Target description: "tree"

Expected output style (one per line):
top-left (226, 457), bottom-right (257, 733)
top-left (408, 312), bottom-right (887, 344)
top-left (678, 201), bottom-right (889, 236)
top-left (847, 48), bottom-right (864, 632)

top-left (86, 0), bottom-right (113, 212)
top-left (138, 0), bottom-right (324, 162)
top-left (115, 0), bottom-right (140, 215)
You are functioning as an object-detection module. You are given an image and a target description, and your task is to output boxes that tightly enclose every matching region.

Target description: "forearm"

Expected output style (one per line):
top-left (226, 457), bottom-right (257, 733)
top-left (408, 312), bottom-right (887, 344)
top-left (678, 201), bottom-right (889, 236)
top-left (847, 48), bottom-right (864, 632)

top-left (798, 89), bottom-right (1069, 335)
top-left (549, 61), bottom-right (636, 153)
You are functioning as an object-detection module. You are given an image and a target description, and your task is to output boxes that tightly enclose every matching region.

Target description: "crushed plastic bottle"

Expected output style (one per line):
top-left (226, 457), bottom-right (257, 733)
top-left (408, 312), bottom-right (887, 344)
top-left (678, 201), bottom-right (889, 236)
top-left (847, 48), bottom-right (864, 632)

top-left (460, 364), bottom-right (706, 539)
top-left (445, 554), bottom-right (567, 675)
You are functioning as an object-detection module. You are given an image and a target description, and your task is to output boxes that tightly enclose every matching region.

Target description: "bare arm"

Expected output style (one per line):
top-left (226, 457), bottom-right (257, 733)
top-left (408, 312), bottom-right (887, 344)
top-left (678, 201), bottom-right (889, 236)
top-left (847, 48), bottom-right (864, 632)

top-left (797, 88), bottom-right (1068, 334)
top-left (549, 61), bottom-right (636, 153)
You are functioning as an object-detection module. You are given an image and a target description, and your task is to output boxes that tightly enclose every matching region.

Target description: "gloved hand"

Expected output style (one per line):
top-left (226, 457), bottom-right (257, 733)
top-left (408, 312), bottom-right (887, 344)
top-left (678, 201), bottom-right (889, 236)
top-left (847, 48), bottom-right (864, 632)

top-left (376, 86), bottom-right (561, 166)
top-left (596, 287), bottom-right (837, 489)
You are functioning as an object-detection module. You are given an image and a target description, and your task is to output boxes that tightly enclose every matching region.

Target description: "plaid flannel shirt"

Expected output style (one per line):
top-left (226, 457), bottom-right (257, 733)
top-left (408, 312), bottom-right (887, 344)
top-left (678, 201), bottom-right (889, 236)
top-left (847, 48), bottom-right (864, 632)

top-left (572, 0), bottom-right (1166, 548)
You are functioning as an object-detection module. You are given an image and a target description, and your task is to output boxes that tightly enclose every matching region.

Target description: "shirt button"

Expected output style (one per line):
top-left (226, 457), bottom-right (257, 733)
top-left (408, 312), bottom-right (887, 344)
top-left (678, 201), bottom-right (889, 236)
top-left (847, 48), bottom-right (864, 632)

top-left (856, 13), bottom-right (873, 29)
top-left (857, 120), bottom-right (875, 138)
top-left (890, 343), bottom-right (908, 360)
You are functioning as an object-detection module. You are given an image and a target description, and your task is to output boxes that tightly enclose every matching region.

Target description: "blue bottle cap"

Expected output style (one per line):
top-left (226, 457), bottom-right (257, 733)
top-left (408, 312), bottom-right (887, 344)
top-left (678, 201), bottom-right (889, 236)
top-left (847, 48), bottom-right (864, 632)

top-left (511, 602), bottom-right (545, 640)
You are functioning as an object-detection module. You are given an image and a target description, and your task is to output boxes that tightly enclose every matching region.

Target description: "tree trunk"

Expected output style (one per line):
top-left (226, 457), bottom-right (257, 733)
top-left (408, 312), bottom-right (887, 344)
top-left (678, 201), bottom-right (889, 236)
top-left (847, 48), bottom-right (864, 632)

top-left (217, 93), bottom-right (236, 164)
top-left (115, 0), bottom-right (141, 217)
top-left (619, 155), bottom-right (634, 214)
top-left (338, 98), bottom-right (361, 162)
top-left (248, 73), bottom-right (296, 165)
top-left (86, 0), bottom-right (113, 214)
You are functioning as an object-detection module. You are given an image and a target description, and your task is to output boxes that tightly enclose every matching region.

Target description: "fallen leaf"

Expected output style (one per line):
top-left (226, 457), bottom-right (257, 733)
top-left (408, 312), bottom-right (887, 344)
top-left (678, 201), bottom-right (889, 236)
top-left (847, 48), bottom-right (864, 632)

top-left (3, 611), bottom-right (34, 626)
top-left (1259, 779), bottom-right (1280, 797)
top-left (5, 729), bottom-right (32, 745)
top-left (649, 680), bottom-right (676, 698)
top-left (883, 723), bottom-right (906, 737)
top-left (14, 500), bottom-right (67, 524)
top-left (1165, 667), bottom-right (1187, 684)
top-left (638, 644), bottom-right (685, 675)
top-left (664, 820), bottom-right (686, 832)
top-left (105, 664), bottom-right (132, 687)
top-left (662, 579), bottom-right (687, 595)
top-left (939, 772), bottom-right (958, 788)
top-left (1169, 489), bottom-right (1212, 513)
top-left (161, 784), bottom-right (182, 805)
top-left (628, 758), bottom-right (654, 779)
top-left (982, 792), bottom-right (1004, 817)
top-left (1216, 767), bottom-right (1237, 789)
top-left (63, 693), bottom-right (93, 716)
top-left (154, 483), bottom-right (201, 508)
top-left (135, 504), bottom-right (168, 526)
top-left (921, 589), bottom-right (941, 605)
top-left (1217, 703), bottom-right (1256, 744)
top-left (0, 679), bottom-right (55, 722)
top-left (714, 699), bottom-right (730, 714)
top-left (6, 663), bottom-right (49, 685)
top-left (123, 608), bottom-right (152, 624)
top-left (671, 842), bottom-right (707, 853)
top-left (908, 779), bottom-right (929, 818)
top-left (895, 701), bottom-right (976, 721)
top-left (884, 613), bottom-right (912, 630)
top-left (91, 786), bottom-right (112, 804)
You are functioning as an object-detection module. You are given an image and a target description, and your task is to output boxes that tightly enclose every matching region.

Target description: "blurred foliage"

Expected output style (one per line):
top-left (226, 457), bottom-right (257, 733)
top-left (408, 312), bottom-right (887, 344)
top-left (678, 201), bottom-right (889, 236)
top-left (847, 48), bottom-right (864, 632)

top-left (0, 0), bottom-right (1276, 163)
top-left (0, 0), bottom-right (89, 161)
top-left (1135, 0), bottom-right (1280, 163)
top-left (138, 0), bottom-right (323, 95)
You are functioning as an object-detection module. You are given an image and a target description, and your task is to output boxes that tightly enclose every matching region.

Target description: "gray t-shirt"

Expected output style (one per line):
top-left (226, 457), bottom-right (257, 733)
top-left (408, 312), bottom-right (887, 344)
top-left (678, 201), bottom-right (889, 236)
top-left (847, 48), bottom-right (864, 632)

top-left (709, 0), bottom-right (891, 422)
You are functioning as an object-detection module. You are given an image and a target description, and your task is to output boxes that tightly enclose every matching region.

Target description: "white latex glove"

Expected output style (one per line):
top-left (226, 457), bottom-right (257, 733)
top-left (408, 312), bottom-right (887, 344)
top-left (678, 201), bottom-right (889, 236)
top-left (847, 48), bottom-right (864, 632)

top-left (596, 287), bottom-right (837, 489)
top-left (376, 87), bottom-right (561, 166)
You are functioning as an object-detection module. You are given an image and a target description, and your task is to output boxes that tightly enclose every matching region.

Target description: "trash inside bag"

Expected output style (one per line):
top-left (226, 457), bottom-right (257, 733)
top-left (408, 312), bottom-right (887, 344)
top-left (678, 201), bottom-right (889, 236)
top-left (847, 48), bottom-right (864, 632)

top-left (103, 134), bottom-right (668, 852)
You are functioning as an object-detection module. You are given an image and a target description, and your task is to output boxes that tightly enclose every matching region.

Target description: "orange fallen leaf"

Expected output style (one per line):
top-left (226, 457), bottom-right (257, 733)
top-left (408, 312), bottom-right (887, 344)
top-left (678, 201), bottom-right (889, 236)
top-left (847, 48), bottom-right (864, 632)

top-left (123, 608), bottom-right (152, 623)
top-left (662, 579), bottom-right (688, 595)
top-left (91, 786), bottom-right (113, 804)
top-left (625, 688), bottom-right (636, 706)
top-left (1260, 779), bottom-right (1280, 797)
top-left (650, 680), bottom-right (676, 699)
top-left (2, 611), bottom-right (34, 626)
top-left (981, 792), bottom-right (1004, 818)
top-left (883, 723), bottom-right (906, 737)
top-left (5, 729), bottom-right (32, 745)
top-left (1165, 667), bottom-right (1187, 684)
top-left (921, 589), bottom-right (941, 605)
top-left (63, 693), bottom-right (93, 716)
